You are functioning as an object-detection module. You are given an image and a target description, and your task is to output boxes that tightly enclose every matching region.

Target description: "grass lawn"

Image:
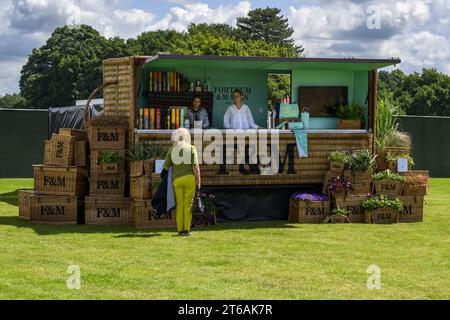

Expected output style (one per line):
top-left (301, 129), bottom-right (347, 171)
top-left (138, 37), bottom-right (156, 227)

top-left (0, 178), bottom-right (449, 300)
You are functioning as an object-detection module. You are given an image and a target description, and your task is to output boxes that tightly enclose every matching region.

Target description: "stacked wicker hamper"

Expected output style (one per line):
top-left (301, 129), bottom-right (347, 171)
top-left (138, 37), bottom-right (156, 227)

top-left (19, 129), bottom-right (89, 224)
top-left (84, 125), bottom-right (131, 225)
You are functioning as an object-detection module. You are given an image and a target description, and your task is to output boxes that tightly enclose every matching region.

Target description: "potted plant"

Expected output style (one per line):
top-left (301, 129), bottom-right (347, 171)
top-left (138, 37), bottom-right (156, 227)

top-left (375, 96), bottom-right (412, 170)
top-left (329, 151), bottom-right (348, 174)
top-left (289, 193), bottom-right (330, 223)
top-left (344, 149), bottom-right (376, 182)
top-left (324, 208), bottom-right (351, 223)
top-left (99, 151), bottom-right (121, 173)
top-left (362, 194), bottom-right (403, 224)
top-left (403, 174), bottom-right (428, 196)
top-left (385, 153), bottom-right (415, 172)
top-left (327, 176), bottom-right (353, 198)
top-left (127, 142), bottom-right (150, 177)
top-left (148, 144), bottom-right (169, 174)
top-left (336, 103), bottom-right (365, 129)
top-left (372, 170), bottom-right (405, 196)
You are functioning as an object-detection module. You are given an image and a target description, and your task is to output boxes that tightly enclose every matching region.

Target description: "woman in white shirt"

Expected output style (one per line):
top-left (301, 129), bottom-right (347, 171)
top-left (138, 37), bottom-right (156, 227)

top-left (223, 89), bottom-right (259, 129)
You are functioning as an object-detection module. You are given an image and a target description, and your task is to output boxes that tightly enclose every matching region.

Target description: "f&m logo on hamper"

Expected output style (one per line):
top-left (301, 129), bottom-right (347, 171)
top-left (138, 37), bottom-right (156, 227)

top-left (41, 205), bottom-right (65, 216)
top-left (96, 180), bottom-right (119, 190)
top-left (44, 176), bottom-right (66, 187)
top-left (97, 131), bottom-right (119, 142)
top-left (305, 207), bottom-right (326, 216)
top-left (97, 208), bottom-right (121, 218)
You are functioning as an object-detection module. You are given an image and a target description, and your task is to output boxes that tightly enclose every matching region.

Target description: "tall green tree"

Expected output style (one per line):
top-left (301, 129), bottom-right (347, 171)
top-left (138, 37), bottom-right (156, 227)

top-left (0, 93), bottom-right (27, 109)
top-left (236, 7), bottom-right (303, 56)
top-left (378, 68), bottom-right (450, 116)
top-left (20, 25), bottom-right (130, 109)
top-left (128, 29), bottom-right (185, 55)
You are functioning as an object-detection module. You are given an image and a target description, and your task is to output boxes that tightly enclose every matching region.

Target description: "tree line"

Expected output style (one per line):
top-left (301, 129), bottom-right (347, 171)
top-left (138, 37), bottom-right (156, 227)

top-left (1, 7), bottom-right (301, 110)
top-left (1, 5), bottom-right (449, 117)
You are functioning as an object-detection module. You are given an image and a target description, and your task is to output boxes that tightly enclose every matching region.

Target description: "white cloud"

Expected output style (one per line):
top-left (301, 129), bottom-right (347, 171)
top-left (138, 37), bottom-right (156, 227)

top-left (1, 0), bottom-right (450, 94)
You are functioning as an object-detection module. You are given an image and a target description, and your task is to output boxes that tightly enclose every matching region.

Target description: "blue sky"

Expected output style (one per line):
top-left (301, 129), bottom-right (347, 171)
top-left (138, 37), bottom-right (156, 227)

top-left (1, 0), bottom-right (450, 95)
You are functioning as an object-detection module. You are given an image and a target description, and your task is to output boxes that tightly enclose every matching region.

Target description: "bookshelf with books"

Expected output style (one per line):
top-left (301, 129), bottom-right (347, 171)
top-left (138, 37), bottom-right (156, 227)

top-left (138, 70), bottom-right (214, 130)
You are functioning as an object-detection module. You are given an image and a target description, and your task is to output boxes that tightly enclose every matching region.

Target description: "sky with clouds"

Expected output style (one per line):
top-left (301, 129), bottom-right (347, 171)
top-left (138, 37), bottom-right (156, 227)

top-left (1, 0), bottom-right (450, 95)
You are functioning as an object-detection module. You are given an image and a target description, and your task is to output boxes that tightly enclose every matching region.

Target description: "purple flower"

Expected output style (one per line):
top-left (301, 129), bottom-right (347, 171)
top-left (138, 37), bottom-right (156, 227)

top-left (291, 192), bottom-right (329, 201)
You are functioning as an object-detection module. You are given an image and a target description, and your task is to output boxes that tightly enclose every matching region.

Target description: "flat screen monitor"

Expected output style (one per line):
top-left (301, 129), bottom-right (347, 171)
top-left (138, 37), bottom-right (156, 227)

top-left (298, 86), bottom-right (348, 116)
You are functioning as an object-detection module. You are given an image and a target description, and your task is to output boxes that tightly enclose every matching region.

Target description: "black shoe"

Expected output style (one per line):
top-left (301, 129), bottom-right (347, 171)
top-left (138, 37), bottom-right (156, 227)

top-left (185, 231), bottom-right (192, 236)
top-left (178, 231), bottom-right (184, 236)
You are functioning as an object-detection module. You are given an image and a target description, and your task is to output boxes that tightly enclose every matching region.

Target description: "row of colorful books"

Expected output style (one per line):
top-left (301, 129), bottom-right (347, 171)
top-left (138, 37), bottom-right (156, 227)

top-left (149, 71), bottom-right (182, 92)
top-left (137, 107), bottom-right (188, 130)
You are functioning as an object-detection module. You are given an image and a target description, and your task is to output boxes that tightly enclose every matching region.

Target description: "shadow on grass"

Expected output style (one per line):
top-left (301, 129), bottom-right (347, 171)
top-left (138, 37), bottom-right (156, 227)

top-left (0, 189), bottom-right (29, 207)
top-left (0, 215), bottom-right (299, 236)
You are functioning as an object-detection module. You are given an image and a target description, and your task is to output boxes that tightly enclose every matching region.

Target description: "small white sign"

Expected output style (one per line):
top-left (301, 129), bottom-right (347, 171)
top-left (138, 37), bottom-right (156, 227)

top-left (154, 159), bottom-right (165, 174)
top-left (397, 158), bottom-right (408, 172)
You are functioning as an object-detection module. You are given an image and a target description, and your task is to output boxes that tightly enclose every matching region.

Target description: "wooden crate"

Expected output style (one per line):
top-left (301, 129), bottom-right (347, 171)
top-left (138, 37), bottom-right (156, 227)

top-left (33, 165), bottom-right (89, 196)
top-left (59, 128), bottom-right (87, 141)
top-left (90, 149), bottom-right (126, 173)
top-left (130, 159), bottom-right (154, 177)
top-left (29, 194), bottom-right (81, 224)
top-left (43, 134), bottom-right (75, 166)
top-left (74, 141), bottom-right (88, 167)
top-left (364, 208), bottom-right (399, 224)
top-left (398, 195), bottom-right (425, 223)
top-left (131, 200), bottom-right (176, 228)
top-left (85, 196), bottom-right (131, 225)
top-left (288, 198), bottom-right (330, 223)
top-left (87, 126), bottom-right (126, 150)
top-left (373, 180), bottom-right (403, 196)
top-left (89, 173), bottom-right (125, 197)
top-left (18, 190), bottom-right (34, 220)
top-left (130, 175), bottom-right (152, 199)
top-left (338, 119), bottom-right (361, 129)
top-left (348, 181), bottom-right (372, 196)
top-left (329, 161), bottom-right (345, 175)
top-left (331, 195), bottom-right (369, 223)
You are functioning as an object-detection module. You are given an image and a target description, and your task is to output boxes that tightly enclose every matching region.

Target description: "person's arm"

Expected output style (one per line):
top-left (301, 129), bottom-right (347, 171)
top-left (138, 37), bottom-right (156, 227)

top-left (201, 108), bottom-right (210, 129)
top-left (246, 106), bottom-right (259, 129)
top-left (223, 107), bottom-right (231, 129)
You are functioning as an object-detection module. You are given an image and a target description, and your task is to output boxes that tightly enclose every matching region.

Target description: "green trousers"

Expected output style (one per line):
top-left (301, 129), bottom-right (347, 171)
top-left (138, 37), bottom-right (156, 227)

top-left (173, 174), bottom-right (196, 232)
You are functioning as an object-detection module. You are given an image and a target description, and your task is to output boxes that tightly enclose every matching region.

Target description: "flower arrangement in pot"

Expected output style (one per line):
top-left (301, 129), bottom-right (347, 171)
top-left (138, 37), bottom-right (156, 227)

top-left (361, 194), bottom-right (403, 224)
top-left (324, 208), bottom-right (351, 223)
top-left (327, 176), bottom-right (353, 198)
top-left (148, 143), bottom-right (169, 175)
top-left (329, 151), bottom-right (348, 174)
top-left (372, 169), bottom-right (405, 196)
top-left (127, 142), bottom-right (150, 177)
top-left (403, 174), bottom-right (428, 196)
top-left (191, 192), bottom-right (217, 227)
top-left (344, 149), bottom-right (376, 182)
top-left (385, 153), bottom-right (415, 172)
top-left (99, 151), bottom-right (121, 173)
top-left (336, 102), bottom-right (365, 129)
top-left (289, 193), bottom-right (330, 223)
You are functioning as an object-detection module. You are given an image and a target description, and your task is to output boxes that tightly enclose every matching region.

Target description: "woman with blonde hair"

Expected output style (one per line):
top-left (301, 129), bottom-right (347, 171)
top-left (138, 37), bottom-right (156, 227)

top-left (163, 127), bottom-right (201, 236)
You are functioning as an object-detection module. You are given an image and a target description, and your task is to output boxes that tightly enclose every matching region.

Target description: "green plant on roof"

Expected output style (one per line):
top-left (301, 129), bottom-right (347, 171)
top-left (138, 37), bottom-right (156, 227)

top-left (345, 149), bottom-right (376, 173)
top-left (336, 103), bottom-right (365, 120)
top-left (372, 170), bottom-right (406, 182)
top-left (99, 151), bottom-right (121, 164)
top-left (362, 194), bottom-right (403, 211)
top-left (329, 151), bottom-right (349, 163)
